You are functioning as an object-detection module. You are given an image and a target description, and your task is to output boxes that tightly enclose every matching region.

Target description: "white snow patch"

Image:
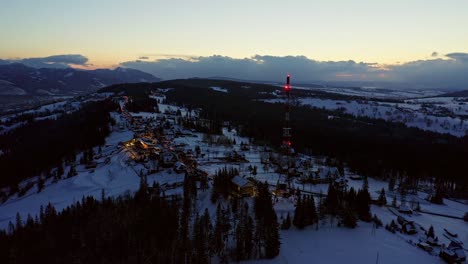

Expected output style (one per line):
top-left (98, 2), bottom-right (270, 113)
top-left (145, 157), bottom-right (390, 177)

top-left (210, 86), bottom-right (228, 93)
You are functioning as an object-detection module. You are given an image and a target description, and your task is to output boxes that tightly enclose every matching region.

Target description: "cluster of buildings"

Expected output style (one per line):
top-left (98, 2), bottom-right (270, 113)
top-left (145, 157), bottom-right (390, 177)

top-left (117, 96), bottom-right (199, 177)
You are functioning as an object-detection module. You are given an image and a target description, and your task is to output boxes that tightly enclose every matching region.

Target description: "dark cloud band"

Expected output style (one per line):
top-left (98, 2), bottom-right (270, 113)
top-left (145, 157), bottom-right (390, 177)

top-left (7, 54), bottom-right (89, 69)
top-left (120, 53), bottom-right (468, 89)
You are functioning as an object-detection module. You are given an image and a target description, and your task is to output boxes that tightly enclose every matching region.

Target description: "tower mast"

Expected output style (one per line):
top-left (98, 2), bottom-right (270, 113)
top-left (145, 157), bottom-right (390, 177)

top-left (282, 74), bottom-right (293, 187)
top-left (282, 74), bottom-right (292, 153)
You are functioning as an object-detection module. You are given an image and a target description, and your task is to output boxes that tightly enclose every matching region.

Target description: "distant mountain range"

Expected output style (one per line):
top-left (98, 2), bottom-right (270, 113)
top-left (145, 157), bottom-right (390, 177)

top-left (0, 63), bottom-right (161, 95)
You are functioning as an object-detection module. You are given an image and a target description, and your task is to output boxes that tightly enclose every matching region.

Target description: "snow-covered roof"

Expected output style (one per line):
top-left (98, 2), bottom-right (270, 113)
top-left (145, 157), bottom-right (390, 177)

top-left (454, 248), bottom-right (466, 258)
top-left (232, 175), bottom-right (250, 187)
top-left (398, 204), bottom-right (413, 213)
top-left (175, 161), bottom-right (186, 168)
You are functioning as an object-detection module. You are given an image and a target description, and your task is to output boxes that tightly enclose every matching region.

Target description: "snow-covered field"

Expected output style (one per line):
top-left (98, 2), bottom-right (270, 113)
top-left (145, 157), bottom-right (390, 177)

top-left (210, 86), bottom-right (228, 93)
top-left (251, 222), bottom-right (442, 264)
top-left (287, 85), bottom-right (445, 100)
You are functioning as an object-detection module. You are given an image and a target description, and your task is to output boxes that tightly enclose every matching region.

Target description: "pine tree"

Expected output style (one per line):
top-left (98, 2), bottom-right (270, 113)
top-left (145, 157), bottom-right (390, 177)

top-left (293, 195), bottom-right (305, 229)
top-left (39, 205), bottom-right (45, 223)
top-left (80, 151), bottom-right (88, 164)
top-left (235, 219), bottom-right (244, 261)
top-left (305, 195), bottom-right (317, 226)
top-left (427, 225), bottom-right (435, 238)
top-left (325, 183), bottom-right (339, 215)
top-left (281, 212), bottom-right (291, 230)
top-left (356, 188), bottom-right (372, 221)
top-left (431, 187), bottom-right (444, 204)
top-left (363, 176), bottom-right (369, 190)
top-left (392, 195), bottom-right (397, 207)
top-left (193, 213), bottom-right (209, 264)
top-left (388, 176), bottom-right (396, 192)
top-left (57, 161), bottom-right (64, 179)
top-left (200, 175), bottom-right (208, 191)
top-left (347, 187), bottom-right (357, 209)
top-left (213, 204), bottom-right (227, 255)
top-left (254, 182), bottom-right (280, 258)
top-left (68, 162), bottom-right (77, 178)
top-left (377, 188), bottom-right (387, 206)
top-left (264, 217), bottom-right (280, 259)
top-left (88, 148), bottom-right (95, 161)
top-left (340, 208), bottom-right (357, 228)
top-left (15, 212), bottom-right (22, 229)
top-left (244, 216), bottom-right (254, 259)
top-left (372, 214), bottom-right (383, 228)
top-left (37, 175), bottom-right (44, 193)
top-left (25, 214), bottom-right (34, 228)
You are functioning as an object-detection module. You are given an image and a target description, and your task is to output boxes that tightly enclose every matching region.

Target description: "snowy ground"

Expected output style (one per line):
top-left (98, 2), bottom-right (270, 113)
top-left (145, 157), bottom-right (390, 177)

top-left (285, 85), bottom-right (445, 100)
top-left (0, 129), bottom-right (135, 228)
top-left (255, 175), bottom-right (468, 264)
top-left (210, 86), bottom-right (229, 93)
top-left (248, 222), bottom-right (444, 264)
top-left (1, 96), bottom-right (467, 264)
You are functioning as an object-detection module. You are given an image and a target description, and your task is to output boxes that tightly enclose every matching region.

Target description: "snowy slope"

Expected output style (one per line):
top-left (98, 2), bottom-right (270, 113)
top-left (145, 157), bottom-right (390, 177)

top-left (1, 97), bottom-right (466, 264)
top-left (263, 97), bottom-right (468, 137)
top-left (247, 223), bottom-right (443, 264)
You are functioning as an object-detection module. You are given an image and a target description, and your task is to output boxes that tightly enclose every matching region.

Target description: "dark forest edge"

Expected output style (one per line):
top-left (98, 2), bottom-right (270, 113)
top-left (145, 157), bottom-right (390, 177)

top-left (0, 176), bottom-right (281, 263)
top-left (0, 100), bottom-right (116, 198)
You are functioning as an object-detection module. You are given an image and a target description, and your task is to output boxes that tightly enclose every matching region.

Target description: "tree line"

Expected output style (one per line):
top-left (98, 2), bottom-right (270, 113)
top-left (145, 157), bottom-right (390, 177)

top-left (0, 174), bottom-right (280, 263)
top-left (0, 100), bottom-right (116, 195)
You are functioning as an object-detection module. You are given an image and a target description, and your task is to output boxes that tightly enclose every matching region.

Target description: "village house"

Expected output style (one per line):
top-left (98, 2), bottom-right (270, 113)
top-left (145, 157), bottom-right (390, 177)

top-left (231, 175), bottom-right (257, 197)
top-left (300, 166), bottom-right (341, 184)
top-left (174, 162), bottom-right (187, 173)
top-left (161, 151), bottom-right (178, 167)
top-left (440, 241), bottom-right (466, 263)
top-left (226, 151), bottom-right (246, 162)
top-left (397, 216), bottom-right (417, 234)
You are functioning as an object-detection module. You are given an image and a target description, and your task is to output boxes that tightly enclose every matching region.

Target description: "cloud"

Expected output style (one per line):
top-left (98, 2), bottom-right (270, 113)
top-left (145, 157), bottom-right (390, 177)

top-left (7, 54), bottom-right (89, 69)
top-left (3, 53), bottom-right (468, 90)
top-left (121, 55), bottom-right (383, 83)
top-left (445, 52), bottom-right (468, 61)
top-left (431, 52), bottom-right (438, 57)
top-left (120, 53), bottom-right (468, 89)
top-left (385, 53), bottom-right (468, 89)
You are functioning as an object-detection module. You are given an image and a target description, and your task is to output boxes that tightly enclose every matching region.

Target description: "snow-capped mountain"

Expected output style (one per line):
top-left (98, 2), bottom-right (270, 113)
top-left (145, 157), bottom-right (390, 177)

top-left (0, 63), bottom-right (161, 95)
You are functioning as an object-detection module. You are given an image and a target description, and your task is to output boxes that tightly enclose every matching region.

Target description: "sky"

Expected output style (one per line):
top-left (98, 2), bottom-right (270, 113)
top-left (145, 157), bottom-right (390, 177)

top-left (1, 0), bottom-right (468, 88)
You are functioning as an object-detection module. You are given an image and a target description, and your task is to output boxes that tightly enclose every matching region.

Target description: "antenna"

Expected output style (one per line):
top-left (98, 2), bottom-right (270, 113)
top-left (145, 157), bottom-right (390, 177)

top-left (282, 74), bottom-right (293, 188)
top-left (282, 74), bottom-right (292, 152)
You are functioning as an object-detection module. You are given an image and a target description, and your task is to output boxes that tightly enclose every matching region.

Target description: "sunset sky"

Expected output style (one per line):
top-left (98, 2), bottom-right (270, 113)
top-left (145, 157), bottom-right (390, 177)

top-left (2, 0), bottom-right (467, 65)
top-left (1, 0), bottom-right (468, 87)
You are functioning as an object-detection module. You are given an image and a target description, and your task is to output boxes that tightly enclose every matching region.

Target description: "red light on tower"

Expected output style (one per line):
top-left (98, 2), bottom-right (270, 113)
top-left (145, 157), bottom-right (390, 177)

top-left (285, 74), bottom-right (291, 91)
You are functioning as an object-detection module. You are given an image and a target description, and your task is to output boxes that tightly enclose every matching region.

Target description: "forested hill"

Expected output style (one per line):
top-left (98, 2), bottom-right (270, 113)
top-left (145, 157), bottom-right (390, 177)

top-left (0, 64), bottom-right (161, 95)
top-left (100, 78), bottom-right (376, 101)
top-left (99, 79), bottom-right (468, 197)
top-left (0, 100), bottom-right (117, 191)
top-left (440, 89), bottom-right (468, 97)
